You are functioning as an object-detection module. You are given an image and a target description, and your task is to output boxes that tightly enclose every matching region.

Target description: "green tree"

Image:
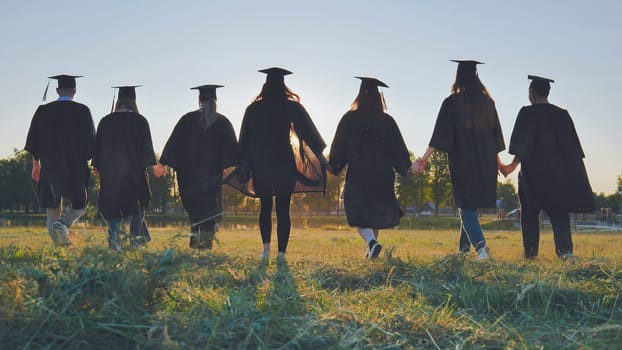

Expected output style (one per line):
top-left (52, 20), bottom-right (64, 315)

top-left (497, 180), bottom-right (519, 212)
top-left (0, 150), bottom-right (38, 213)
top-left (149, 166), bottom-right (176, 213)
top-left (396, 154), bottom-right (430, 211)
top-left (428, 151), bottom-right (452, 215)
top-left (222, 182), bottom-right (246, 215)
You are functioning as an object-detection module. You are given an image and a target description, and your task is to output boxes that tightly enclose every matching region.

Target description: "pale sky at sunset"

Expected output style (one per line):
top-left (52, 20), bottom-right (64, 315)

top-left (1, 0), bottom-right (620, 194)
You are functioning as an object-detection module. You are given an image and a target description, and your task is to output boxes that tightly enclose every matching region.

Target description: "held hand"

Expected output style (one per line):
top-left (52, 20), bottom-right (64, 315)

top-left (411, 158), bottom-right (426, 174)
top-left (31, 162), bottom-right (40, 182)
top-left (152, 164), bottom-right (167, 178)
top-left (498, 163), bottom-right (516, 178)
top-left (504, 163), bottom-right (518, 177)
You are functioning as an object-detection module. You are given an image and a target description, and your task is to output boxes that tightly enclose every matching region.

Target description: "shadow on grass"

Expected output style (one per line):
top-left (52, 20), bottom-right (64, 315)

top-left (1, 244), bottom-right (622, 349)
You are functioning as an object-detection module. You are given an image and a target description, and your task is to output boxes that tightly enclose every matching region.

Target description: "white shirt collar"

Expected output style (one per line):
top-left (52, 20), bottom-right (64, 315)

top-left (57, 96), bottom-right (73, 101)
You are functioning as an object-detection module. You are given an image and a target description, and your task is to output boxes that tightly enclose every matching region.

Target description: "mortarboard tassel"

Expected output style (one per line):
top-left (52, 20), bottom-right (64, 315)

top-left (42, 80), bottom-right (50, 101)
top-left (110, 90), bottom-right (116, 113)
top-left (381, 91), bottom-right (387, 110)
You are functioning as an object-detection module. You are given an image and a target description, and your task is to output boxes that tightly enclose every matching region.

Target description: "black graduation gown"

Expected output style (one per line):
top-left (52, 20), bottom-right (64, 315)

top-left (24, 100), bottom-right (95, 207)
top-left (226, 99), bottom-right (326, 198)
top-left (509, 104), bottom-right (594, 212)
top-left (92, 112), bottom-right (156, 219)
top-left (160, 111), bottom-right (238, 204)
top-left (329, 111), bottom-right (411, 229)
top-left (429, 94), bottom-right (505, 209)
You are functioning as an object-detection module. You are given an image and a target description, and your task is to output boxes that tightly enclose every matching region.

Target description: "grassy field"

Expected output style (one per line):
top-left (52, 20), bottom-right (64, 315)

top-left (1, 223), bottom-right (622, 349)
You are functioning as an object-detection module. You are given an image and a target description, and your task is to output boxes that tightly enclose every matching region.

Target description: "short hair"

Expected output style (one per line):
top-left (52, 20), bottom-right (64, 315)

top-left (56, 88), bottom-right (75, 96)
top-left (529, 80), bottom-right (550, 97)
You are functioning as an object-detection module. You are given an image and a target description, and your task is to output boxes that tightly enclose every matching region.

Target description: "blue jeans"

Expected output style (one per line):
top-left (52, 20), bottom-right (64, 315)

top-left (106, 211), bottom-right (145, 239)
top-left (107, 217), bottom-right (123, 239)
top-left (458, 208), bottom-right (486, 252)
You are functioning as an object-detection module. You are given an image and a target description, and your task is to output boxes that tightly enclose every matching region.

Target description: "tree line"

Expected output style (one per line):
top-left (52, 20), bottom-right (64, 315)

top-left (9, 149), bottom-right (617, 218)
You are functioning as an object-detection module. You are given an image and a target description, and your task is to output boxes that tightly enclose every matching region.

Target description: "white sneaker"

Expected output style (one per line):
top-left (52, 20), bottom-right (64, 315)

top-left (52, 220), bottom-right (71, 247)
top-left (477, 247), bottom-right (489, 260)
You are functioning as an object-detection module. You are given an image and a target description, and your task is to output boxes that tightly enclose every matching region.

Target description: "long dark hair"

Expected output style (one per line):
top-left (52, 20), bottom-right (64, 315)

top-left (253, 80), bottom-right (300, 103)
top-left (114, 98), bottom-right (139, 113)
top-left (451, 67), bottom-right (495, 129)
top-left (350, 88), bottom-right (386, 114)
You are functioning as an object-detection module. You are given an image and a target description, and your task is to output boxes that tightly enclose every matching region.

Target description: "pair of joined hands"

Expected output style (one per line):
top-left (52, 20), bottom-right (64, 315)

top-left (409, 158), bottom-right (519, 177)
top-left (89, 164), bottom-right (169, 179)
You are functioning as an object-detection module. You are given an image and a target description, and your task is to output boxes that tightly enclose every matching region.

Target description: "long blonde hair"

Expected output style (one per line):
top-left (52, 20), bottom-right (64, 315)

top-left (199, 97), bottom-right (217, 130)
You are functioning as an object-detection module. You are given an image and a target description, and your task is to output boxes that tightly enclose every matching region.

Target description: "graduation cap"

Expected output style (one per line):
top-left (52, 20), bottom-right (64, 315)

top-left (528, 75), bottom-right (554, 94)
top-left (110, 85), bottom-right (141, 112)
top-left (191, 84), bottom-right (224, 100)
top-left (42, 74), bottom-right (82, 101)
top-left (355, 76), bottom-right (388, 93)
top-left (450, 59), bottom-right (484, 74)
top-left (259, 67), bottom-right (292, 84)
top-left (112, 85), bottom-right (141, 100)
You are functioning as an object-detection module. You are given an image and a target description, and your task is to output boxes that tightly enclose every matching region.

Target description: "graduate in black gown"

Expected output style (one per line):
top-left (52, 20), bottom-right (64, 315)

top-left (412, 60), bottom-right (505, 260)
top-left (92, 86), bottom-right (157, 251)
top-left (225, 67), bottom-right (327, 261)
top-left (24, 74), bottom-right (95, 246)
top-left (157, 85), bottom-right (238, 250)
top-left (502, 75), bottom-right (594, 259)
top-left (329, 77), bottom-right (411, 259)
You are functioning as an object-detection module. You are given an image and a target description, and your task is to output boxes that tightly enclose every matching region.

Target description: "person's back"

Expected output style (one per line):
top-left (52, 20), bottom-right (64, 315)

top-left (510, 102), bottom-right (592, 212)
top-left (505, 75), bottom-right (593, 259)
top-left (161, 110), bottom-right (237, 198)
top-left (24, 74), bottom-right (95, 246)
top-left (413, 60), bottom-right (505, 260)
top-left (329, 76), bottom-right (411, 259)
top-left (243, 98), bottom-right (296, 177)
top-left (337, 110), bottom-right (407, 189)
top-left (94, 111), bottom-right (154, 215)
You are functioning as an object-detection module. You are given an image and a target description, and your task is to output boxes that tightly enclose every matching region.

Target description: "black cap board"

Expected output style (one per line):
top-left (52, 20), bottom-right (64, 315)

top-left (259, 67), bottom-right (292, 84)
top-left (191, 84), bottom-right (224, 100)
top-left (450, 59), bottom-right (484, 65)
top-left (49, 74), bottom-right (82, 88)
top-left (450, 59), bottom-right (484, 75)
top-left (355, 76), bottom-right (389, 89)
top-left (112, 85), bottom-right (141, 100)
top-left (527, 75), bottom-right (555, 83)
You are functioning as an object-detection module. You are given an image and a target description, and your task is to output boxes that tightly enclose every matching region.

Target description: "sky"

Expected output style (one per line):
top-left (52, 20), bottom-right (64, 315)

top-left (1, 0), bottom-right (620, 194)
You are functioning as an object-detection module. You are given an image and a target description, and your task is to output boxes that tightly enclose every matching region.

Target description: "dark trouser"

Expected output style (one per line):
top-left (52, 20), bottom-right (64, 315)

top-left (183, 191), bottom-right (221, 248)
top-left (184, 190), bottom-right (220, 229)
top-left (259, 194), bottom-right (291, 253)
top-left (521, 207), bottom-right (573, 258)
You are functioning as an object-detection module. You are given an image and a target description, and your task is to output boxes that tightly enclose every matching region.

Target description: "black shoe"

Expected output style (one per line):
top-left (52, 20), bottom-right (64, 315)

top-left (130, 236), bottom-right (148, 250)
top-left (189, 231), bottom-right (215, 250)
top-left (368, 240), bottom-right (382, 260)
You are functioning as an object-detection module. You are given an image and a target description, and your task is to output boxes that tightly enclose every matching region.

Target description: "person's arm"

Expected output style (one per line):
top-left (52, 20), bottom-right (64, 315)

top-left (501, 155), bottom-right (520, 177)
top-left (411, 146), bottom-right (435, 173)
top-left (31, 157), bottom-right (40, 182)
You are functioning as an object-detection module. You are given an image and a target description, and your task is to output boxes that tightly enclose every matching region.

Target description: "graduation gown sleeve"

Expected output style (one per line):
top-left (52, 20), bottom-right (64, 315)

top-left (508, 107), bottom-right (536, 159)
top-left (429, 98), bottom-right (454, 152)
top-left (220, 117), bottom-right (238, 170)
top-left (159, 117), bottom-right (186, 170)
top-left (387, 115), bottom-right (412, 176)
top-left (24, 106), bottom-right (43, 160)
top-left (328, 113), bottom-right (349, 174)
